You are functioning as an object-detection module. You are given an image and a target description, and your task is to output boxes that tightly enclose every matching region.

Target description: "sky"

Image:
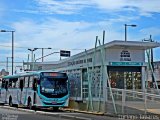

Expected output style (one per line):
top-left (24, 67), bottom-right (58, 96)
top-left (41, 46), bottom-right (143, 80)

top-left (0, 0), bottom-right (160, 73)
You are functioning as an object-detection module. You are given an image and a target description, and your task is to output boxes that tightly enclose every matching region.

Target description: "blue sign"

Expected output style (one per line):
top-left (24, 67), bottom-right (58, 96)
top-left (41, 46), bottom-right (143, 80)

top-left (110, 62), bottom-right (143, 66)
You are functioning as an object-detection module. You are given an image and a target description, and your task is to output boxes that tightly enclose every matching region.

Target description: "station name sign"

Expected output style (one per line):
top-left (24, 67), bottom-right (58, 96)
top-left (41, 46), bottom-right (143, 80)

top-left (68, 58), bottom-right (92, 66)
top-left (110, 62), bottom-right (143, 66)
top-left (120, 50), bottom-right (131, 61)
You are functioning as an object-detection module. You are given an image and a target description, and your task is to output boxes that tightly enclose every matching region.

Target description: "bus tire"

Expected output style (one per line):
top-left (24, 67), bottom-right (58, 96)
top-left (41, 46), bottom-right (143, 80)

top-left (9, 96), bottom-right (13, 107)
top-left (28, 101), bottom-right (32, 110)
top-left (28, 98), bottom-right (36, 111)
top-left (0, 103), bottom-right (4, 106)
top-left (14, 104), bottom-right (18, 108)
top-left (28, 97), bottom-right (32, 109)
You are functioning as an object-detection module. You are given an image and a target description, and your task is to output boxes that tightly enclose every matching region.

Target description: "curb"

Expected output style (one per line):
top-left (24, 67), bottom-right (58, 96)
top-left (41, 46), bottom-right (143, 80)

top-left (61, 108), bottom-right (122, 118)
top-left (61, 108), bottom-right (104, 115)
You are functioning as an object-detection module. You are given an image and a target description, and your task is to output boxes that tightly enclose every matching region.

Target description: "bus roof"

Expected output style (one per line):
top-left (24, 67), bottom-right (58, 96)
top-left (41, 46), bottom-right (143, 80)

top-left (2, 70), bottom-right (66, 79)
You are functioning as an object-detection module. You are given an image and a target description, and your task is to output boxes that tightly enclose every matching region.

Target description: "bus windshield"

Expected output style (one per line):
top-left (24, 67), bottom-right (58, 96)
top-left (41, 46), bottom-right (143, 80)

top-left (40, 77), bottom-right (68, 97)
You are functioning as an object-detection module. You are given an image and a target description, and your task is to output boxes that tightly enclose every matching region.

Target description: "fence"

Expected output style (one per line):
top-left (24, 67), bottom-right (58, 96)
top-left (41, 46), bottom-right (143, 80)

top-left (106, 87), bottom-right (160, 114)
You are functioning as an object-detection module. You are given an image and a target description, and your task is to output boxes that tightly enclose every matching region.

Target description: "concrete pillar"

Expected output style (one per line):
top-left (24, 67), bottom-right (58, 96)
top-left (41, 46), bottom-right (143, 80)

top-left (141, 66), bottom-right (146, 90)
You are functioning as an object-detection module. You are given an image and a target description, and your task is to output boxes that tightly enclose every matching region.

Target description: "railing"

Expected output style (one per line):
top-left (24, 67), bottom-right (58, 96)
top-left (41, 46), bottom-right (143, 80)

top-left (106, 87), bottom-right (160, 114)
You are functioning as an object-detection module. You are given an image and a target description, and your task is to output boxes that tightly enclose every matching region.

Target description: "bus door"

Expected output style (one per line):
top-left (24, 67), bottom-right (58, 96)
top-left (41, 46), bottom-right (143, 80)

top-left (0, 79), bottom-right (5, 103)
top-left (5, 80), bottom-right (9, 103)
top-left (19, 78), bottom-right (24, 104)
top-left (33, 77), bottom-right (37, 105)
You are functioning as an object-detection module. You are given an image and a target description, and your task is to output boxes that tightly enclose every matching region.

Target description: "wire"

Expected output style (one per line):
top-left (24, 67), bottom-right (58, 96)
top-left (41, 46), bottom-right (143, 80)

top-left (0, 44), bottom-right (28, 49)
top-left (0, 61), bottom-right (23, 63)
top-left (0, 44), bottom-right (87, 50)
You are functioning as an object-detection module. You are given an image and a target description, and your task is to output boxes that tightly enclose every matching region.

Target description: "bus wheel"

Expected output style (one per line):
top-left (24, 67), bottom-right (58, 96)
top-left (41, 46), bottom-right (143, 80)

top-left (0, 103), bottom-right (4, 106)
top-left (28, 99), bottom-right (32, 110)
top-left (28, 100), bottom-right (36, 111)
top-left (9, 97), bottom-right (13, 107)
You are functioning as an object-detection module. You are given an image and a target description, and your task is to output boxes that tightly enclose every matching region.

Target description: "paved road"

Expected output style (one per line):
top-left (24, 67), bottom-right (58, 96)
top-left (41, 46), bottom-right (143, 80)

top-left (0, 106), bottom-right (134, 120)
top-left (0, 107), bottom-right (68, 120)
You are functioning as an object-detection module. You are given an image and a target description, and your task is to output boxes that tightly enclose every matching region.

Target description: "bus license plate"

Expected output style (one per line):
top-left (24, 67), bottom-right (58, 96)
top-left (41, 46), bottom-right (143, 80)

top-left (52, 101), bottom-right (57, 104)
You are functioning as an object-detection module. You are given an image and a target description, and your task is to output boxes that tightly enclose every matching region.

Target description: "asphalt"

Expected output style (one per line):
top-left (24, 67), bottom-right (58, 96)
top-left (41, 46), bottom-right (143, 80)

top-left (1, 105), bottom-right (160, 120)
top-left (0, 106), bottom-right (120, 120)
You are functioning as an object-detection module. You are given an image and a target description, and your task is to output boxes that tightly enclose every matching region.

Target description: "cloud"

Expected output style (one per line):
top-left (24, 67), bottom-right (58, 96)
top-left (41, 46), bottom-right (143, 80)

top-left (0, 2), bottom-right (6, 19)
top-left (10, 17), bottom-right (127, 62)
top-left (34, 0), bottom-right (160, 16)
top-left (34, 0), bottom-right (91, 14)
top-left (91, 0), bottom-right (160, 14)
top-left (11, 19), bottom-right (96, 60)
top-left (140, 27), bottom-right (160, 39)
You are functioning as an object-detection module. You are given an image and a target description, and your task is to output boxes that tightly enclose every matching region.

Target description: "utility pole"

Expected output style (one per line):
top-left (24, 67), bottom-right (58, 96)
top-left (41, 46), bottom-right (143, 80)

top-left (0, 30), bottom-right (15, 75)
top-left (6, 57), bottom-right (12, 72)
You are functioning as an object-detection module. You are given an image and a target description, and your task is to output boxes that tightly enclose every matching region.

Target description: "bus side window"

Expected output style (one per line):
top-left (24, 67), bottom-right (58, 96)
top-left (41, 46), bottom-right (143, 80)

top-left (5, 81), bottom-right (8, 90)
top-left (2, 79), bottom-right (5, 88)
top-left (16, 79), bottom-right (19, 88)
top-left (29, 76), bottom-right (33, 88)
top-left (12, 78), bottom-right (18, 88)
top-left (9, 79), bottom-right (12, 88)
top-left (24, 77), bottom-right (29, 88)
top-left (33, 77), bottom-right (37, 91)
top-left (12, 81), bottom-right (16, 88)
top-left (19, 77), bottom-right (24, 91)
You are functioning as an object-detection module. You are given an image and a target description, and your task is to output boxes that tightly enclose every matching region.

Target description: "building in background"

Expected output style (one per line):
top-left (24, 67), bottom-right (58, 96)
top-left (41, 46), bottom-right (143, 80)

top-left (0, 69), bottom-right (9, 77)
top-left (0, 69), bottom-right (9, 86)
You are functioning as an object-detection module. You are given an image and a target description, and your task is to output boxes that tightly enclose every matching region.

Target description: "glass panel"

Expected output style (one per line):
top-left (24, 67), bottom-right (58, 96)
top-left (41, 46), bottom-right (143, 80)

top-left (29, 76), bottom-right (33, 88)
top-left (116, 72), bottom-right (124, 89)
top-left (40, 78), bottom-right (67, 94)
top-left (108, 69), bottom-right (142, 90)
top-left (68, 69), bottom-right (81, 97)
top-left (25, 77), bottom-right (29, 88)
top-left (125, 72), bottom-right (133, 89)
top-left (82, 69), bottom-right (88, 98)
top-left (133, 72), bottom-right (141, 89)
top-left (109, 71), bottom-right (117, 88)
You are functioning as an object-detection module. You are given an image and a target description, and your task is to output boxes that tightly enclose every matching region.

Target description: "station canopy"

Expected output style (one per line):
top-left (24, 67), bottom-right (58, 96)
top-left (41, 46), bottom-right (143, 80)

top-left (104, 40), bottom-right (160, 50)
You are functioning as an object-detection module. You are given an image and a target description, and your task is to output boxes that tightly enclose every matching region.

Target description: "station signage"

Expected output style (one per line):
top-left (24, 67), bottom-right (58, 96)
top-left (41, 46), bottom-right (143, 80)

top-left (109, 62), bottom-right (143, 66)
top-left (120, 50), bottom-right (131, 61)
top-left (60, 50), bottom-right (70, 57)
top-left (68, 58), bottom-right (92, 66)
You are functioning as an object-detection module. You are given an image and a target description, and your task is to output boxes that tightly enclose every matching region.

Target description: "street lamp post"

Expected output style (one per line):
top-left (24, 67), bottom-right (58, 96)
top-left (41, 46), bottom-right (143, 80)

top-left (124, 24), bottom-right (137, 42)
top-left (6, 57), bottom-right (12, 72)
top-left (0, 30), bottom-right (15, 75)
top-left (34, 47), bottom-right (52, 62)
top-left (28, 48), bottom-right (38, 70)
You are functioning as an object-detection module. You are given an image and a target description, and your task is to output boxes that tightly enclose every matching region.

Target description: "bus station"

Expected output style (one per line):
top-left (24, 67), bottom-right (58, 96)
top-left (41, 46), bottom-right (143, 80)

top-left (23, 40), bottom-right (160, 114)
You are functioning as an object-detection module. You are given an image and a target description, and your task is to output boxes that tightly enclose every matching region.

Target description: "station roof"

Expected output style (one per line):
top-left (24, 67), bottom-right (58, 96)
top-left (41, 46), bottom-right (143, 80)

top-left (105, 40), bottom-right (160, 50)
top-left (23, 40), bottom-right (160, 66)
